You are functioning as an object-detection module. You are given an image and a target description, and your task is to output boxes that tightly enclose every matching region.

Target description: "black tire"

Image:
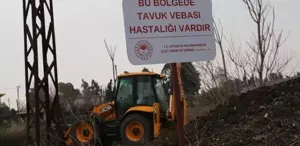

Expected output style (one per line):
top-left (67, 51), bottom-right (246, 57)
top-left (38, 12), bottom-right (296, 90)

top-left (69, 120), bottom-right (97, 146)
top-left (120, 114), bottom-right (153, 146)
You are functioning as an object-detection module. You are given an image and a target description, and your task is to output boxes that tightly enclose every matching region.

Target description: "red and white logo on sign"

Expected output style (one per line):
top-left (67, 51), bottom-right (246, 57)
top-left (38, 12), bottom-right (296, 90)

top-left (134, 40), bottom-right (153, 60)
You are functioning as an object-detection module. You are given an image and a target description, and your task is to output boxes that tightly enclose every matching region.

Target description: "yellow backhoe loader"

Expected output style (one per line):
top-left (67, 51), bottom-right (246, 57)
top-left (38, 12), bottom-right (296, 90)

top-left (63, 65), bottom-right (187, 146)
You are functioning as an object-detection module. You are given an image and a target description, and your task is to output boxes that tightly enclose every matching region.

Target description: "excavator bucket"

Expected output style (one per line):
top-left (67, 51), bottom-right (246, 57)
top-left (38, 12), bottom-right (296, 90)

top-left (166, 63), bottom-right (187, 125)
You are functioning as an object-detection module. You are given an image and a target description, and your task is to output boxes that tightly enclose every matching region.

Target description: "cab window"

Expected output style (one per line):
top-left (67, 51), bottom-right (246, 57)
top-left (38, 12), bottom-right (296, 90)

top-left (154, 77), bottom-right (168, 113)
top-left (136, 76), bottom-right (155, 105)
top-left (115, 77), bottom-right (134, 117)
top-left (116, 77), bottom-right (133, 101)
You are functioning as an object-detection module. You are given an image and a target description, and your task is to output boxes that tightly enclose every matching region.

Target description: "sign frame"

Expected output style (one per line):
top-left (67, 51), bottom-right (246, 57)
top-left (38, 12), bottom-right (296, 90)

top-left (122, 0), bottom-right (216, 65)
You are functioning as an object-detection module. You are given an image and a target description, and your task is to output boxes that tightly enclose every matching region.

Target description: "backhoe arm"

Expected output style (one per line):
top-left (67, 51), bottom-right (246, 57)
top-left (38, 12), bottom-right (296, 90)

top-left (167, 63), bottom-right (187, 125)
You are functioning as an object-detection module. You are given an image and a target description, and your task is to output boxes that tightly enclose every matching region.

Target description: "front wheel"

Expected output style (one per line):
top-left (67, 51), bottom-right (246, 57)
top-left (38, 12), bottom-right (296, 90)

top-left (120, 114), bottom-right (153, 146)
top-left (70, 120), bottom-right (98, 146)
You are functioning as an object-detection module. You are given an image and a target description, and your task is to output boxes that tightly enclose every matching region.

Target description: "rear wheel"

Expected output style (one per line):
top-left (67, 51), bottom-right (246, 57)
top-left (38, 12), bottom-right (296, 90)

top-left (120, 114), bottom-right (153, 146)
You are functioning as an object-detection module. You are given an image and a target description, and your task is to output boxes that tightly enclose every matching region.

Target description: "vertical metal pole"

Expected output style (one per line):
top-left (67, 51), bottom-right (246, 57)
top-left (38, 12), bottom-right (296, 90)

top-left (171, 63), bottom-right (185, 146)
top-left (22, 1), bottom-right (32, 144)
top-left (8, 98), bottom-right (11, 109)
top-left (38, 0), bottom-right (51, 144)
top-left (46, 1), bottom-right (63, 144)
top-left (112, 61), bottom-right (116, 85)
top-left (17, 85), bottom-right (20, 112)
top-left (31, 0), bottom-right (41, 143)
top-left (115, 65), bottom-right (118, 81)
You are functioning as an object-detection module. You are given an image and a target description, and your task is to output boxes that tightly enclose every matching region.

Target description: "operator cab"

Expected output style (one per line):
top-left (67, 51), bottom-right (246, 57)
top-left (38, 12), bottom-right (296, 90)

top-left (112, 72), bottom-right (169, 119)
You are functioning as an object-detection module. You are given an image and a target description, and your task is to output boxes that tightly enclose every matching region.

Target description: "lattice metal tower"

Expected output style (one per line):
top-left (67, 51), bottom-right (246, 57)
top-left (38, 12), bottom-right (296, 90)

top-left (22, 0), bottom-right (62, 145)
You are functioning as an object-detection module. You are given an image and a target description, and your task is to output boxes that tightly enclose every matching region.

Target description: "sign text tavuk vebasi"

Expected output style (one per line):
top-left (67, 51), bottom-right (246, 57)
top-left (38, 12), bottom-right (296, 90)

top-left (122, 0), bottom-right (216, 65)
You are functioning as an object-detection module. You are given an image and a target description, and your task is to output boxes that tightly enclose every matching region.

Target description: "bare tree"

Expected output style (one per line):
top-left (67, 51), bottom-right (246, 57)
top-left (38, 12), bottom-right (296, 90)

top-left (226, 34), bottom-right (252, 80)
top-left (213, 19), bottom-right (232, 97)
top-left (104, 39), bottom-right (117, 85)
top-left (188, 0), bottom-right (292, 109)
top-left (214, 19), bottom-right (228, 83)
top-left (242, 0), bottom-right (291, 85)
top-left (194, 61), bottom-right (229, 106)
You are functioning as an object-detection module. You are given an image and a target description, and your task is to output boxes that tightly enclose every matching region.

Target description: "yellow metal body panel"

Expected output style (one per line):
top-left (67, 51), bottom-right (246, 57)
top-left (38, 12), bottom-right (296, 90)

top-left (183, 97), bottom-right (187, 126)
top-left (169, 95), bottom-right (175, 121)
top-left (124, 106), bottom-right (154, 115)
top-left (92, 101), bottom-right (116, 121)
top-left (118, 72), bottom-right (165, 78)
top-left (153, 103), bottom-right (160, 138)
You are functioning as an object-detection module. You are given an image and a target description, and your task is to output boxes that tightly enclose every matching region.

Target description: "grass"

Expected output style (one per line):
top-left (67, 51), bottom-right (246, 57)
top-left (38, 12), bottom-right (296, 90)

top-left (0, 120), bottom-right (26, 146)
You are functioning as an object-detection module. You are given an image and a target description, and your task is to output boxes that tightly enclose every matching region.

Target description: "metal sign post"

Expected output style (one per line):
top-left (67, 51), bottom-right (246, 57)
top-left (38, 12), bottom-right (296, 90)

top-left (171, 63), bottom-right (185, 146)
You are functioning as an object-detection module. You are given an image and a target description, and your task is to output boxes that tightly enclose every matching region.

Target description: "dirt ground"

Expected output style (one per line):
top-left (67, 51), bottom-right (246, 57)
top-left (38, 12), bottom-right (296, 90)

top-left (150, 77), bottom-right (300, 146)
top-left (3, 77), bottom-right (300, 146)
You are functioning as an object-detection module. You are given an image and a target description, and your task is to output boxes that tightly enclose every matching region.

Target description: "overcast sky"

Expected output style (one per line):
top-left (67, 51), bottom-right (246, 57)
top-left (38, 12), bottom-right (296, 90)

top-left (0, 0), bottom-right (299, 109)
